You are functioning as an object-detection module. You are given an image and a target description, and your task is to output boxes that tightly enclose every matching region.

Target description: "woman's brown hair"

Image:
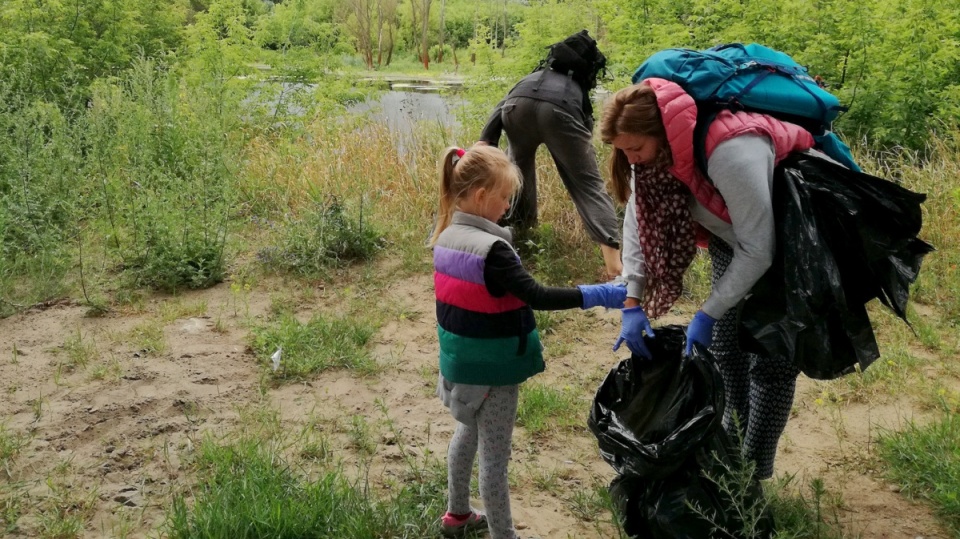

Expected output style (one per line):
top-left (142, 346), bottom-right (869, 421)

top-left (599, 83), bottom-right (671, 204)
top-left (429, 145), bottom-right (521, 246)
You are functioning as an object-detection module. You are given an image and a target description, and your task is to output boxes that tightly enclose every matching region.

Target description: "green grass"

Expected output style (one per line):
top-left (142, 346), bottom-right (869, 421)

top-left (129, 320), bottom-right (166, 355)
top-left (534, 309), bottom-right (566, 336)
top-left (765, 477), bottom-right (850, 539)
top-left (61, 329), bottom-right (98, 370)
top-left (158, 300), bottom-right (208, 322)
top-left (250, 313), bottom-right (379, 381)
top-left (877, 410), bottom-right (960, 534)
top-left (0, 482), bottom-right (25, 535)
top-left (36, 462), bottom-right (99, 539)
top-left (167, 436), bottom-right (449, 539)
top-left (0, 424), bottom-right (26, 475)
top-left (520, 222), bottom-right (599, 287)
top-left (517, 383), bottom-right (585, 436)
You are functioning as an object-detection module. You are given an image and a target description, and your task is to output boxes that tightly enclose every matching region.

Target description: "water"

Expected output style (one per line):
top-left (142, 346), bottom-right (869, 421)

top-left (252, 76), bottom-right (462, 122)
top-left (349, 78), bottom-right (464, 138)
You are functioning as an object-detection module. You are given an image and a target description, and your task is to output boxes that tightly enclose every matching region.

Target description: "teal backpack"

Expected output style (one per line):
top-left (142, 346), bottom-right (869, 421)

top-left (632, 43), bottom-right (861, 174)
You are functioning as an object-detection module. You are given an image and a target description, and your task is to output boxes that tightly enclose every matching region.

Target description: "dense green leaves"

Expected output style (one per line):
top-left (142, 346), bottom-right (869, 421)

top-left (3, 0), bottom-right (956, 149)
top-left (0, 0), bottom-right (957, 313)
top-left (0, 0), bottom-right (188, 106)
top-left (595, 0), bottom-right (960, 149)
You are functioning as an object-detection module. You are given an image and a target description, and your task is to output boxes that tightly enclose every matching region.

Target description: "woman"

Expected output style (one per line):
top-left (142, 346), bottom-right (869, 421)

top-left (476, 30), bottom-right (622, 278)
top-left (601, 78), bottom-right (816, 480)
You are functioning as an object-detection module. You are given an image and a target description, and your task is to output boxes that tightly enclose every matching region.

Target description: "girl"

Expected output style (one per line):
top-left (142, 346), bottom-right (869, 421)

top-left (430, 145), bottom-right (626, 538)
top-left (600, 79), bottom-right (814, 480)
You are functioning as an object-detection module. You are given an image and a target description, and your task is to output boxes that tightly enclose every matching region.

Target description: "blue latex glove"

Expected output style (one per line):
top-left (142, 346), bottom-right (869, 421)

top-left (578, 283), bottom-right (627, 310)
top-left (685, 310), bottom-right (717, 356)
top-left (612, 306), bottom-right (655, 359)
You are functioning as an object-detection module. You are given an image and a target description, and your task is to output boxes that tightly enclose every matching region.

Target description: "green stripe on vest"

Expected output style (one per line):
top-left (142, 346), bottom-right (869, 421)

top-left (438, 326), bottom-right (544, 386)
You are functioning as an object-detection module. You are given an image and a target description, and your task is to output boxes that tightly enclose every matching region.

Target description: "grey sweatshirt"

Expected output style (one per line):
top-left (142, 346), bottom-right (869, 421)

top-left (622, 135), bottom-right (776, 319)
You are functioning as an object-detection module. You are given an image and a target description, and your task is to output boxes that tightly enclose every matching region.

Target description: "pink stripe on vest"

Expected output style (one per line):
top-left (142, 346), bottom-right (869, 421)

top-left (434, 272), bottom-right (526, 314)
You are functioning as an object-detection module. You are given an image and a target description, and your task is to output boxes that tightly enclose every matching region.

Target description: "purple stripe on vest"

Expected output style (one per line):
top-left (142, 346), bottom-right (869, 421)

top-left (433, 245), bottom-right (485, 285)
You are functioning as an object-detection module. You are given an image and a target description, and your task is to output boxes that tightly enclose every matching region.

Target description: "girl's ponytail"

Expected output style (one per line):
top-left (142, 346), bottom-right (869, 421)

top-left (429, 147), bottom-right (461, 246)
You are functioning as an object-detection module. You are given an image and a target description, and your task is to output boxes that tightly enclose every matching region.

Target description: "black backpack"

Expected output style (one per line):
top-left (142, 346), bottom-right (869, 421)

top-left (534, 30), bottom-right (607, 119)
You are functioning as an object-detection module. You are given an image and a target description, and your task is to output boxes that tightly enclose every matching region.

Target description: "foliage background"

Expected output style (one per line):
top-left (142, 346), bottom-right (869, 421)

top-left (1, 0), bottom-right (958, 311)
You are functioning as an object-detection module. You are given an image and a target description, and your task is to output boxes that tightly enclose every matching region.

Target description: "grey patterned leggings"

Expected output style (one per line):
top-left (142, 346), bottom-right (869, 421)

top-left (709, 240), bottom-right (800, 480)
top-left (447, 384), bottom-right (519, 539)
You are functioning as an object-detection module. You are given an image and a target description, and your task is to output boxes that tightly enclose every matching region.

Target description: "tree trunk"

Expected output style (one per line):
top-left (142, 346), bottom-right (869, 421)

top-left (438, 0), bottom-right (446, 63)
top-left (409, 0), bottom-right (419, 63)
top-left (347, 0), bottom-right (375, 69)
top-left (376, 0), bottom-right (384, 67)
top-left (420, 0), bottom-right (432, 69)
top-left (500, 0), bottom-right (507, 57)
top-left (386, 23), bottom-right (394, 66)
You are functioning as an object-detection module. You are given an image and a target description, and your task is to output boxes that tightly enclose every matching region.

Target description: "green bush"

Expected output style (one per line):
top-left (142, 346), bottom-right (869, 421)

top-left (84, 58), bottom-right (240, 292)
top-left (257, 197), bottom-right (384, 278)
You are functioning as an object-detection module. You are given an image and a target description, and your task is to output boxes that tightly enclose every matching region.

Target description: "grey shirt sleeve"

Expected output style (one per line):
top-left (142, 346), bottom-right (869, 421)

top-left (620, 167), bottom-right (647, 299)
top-left (700, 135), bottom-right (776, 319)
top-left (478, 98), bottom-right (506, 146)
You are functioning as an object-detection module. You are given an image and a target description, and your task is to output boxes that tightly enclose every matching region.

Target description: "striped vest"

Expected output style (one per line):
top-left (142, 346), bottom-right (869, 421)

top-left (433, 212), bottom-right (544, 386)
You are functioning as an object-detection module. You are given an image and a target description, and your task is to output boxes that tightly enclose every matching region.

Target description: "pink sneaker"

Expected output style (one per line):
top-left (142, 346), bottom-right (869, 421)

top-left (440, 510), bottom-right (487, 536)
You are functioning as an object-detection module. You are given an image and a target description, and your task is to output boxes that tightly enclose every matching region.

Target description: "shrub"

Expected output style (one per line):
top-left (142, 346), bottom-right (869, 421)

top-left (257, 197), bottom-right (384, 278)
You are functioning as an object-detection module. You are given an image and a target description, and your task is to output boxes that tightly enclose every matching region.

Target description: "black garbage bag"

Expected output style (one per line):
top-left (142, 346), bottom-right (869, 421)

top-left (589, 326), bottom-right (772, 538)
top-left (740, 153), bottom-right (934, 380)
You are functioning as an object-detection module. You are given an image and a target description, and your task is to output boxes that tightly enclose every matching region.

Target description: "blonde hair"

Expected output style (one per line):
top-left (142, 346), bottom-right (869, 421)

top-left (599, 82), bottom-right (672, 204)
top-left (429, 145), bottom-right (522, 245)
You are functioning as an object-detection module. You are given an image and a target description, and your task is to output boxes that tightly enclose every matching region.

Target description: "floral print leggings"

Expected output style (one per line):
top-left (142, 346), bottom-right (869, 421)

top-left (446, 384), bottom-right (519, 539)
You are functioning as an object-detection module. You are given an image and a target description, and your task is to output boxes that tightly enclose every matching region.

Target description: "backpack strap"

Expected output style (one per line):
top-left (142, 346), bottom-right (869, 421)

top-left (693, 106), bottom-right (721, 182)
top-left (532, 57), bottom-right (554, 92)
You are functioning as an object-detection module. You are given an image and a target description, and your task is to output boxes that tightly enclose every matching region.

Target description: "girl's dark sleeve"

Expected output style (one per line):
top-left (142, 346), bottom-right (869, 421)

top-left (484, 241), bottom-right (583, 310)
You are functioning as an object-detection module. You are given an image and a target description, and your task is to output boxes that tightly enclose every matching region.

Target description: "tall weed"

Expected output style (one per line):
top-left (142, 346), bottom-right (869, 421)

top-left (84, 58), bottom-right (239, 291)
top-left (257, 196), bottom-right (384, 277)
top-left (0, 82), bottom-right (81, 313)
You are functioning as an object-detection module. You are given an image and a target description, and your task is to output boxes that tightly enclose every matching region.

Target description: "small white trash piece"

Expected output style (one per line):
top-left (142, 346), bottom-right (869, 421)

top-left (270, 347), bottom-right (282, 372)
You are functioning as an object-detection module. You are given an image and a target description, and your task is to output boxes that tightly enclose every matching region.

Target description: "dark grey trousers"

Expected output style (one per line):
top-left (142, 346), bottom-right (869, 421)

top-left (709, 239), bottom-right (800, 480)
top-left (500, 96), bottom-right (620, 248)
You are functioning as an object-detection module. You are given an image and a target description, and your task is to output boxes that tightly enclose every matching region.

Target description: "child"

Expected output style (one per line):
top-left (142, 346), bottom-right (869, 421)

top-left (430, 145), bottom-right (626, 538)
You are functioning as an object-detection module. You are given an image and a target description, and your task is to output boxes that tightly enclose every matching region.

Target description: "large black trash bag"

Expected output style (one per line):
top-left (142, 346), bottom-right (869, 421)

top-left (589, 326), bottom-right (772, 538)
top-left (740, 153), bottom-right (934, 380)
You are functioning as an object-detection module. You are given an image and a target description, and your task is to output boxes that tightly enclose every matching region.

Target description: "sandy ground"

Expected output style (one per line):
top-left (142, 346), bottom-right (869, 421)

top-left (0, 270), bottom-right (952, 538)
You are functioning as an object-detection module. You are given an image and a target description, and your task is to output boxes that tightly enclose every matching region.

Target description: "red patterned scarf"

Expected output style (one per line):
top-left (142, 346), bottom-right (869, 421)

top-left (633, 165), bottom-right (698, 318)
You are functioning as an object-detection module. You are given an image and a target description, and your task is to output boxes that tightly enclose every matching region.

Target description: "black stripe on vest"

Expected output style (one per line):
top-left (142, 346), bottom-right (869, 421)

top-left (437, 300), bottom-right (536, 339)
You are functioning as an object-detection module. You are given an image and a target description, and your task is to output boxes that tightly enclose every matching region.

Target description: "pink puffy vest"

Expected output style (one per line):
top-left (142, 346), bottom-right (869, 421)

top-left (645, 78), bottom-right (815, 223)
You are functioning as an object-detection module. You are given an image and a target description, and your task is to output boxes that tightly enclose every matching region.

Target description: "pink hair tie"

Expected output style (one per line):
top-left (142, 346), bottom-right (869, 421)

top-left (452, 147), bottom-right (466, 165)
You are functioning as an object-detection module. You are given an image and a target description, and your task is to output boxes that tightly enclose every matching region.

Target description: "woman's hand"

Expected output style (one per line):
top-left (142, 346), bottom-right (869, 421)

top-left (684, 310), bottom-right (717, 356)
top-left (613, 306), bottom-right (655, 359)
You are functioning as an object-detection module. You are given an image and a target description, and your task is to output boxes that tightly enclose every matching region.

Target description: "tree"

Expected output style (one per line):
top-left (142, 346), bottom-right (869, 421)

top-left (409, 0), bottom-right (433, 68)
top-left (343, 0), bottom-right (376, 68)
top-left (437, 0), bottom-right (446, 62)
top-left (375, 0), bottom-right (399, 66)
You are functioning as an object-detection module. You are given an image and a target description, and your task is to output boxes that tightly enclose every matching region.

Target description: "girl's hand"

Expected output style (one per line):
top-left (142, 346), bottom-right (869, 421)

top-left (578, 283), bottom-right (627, 310)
